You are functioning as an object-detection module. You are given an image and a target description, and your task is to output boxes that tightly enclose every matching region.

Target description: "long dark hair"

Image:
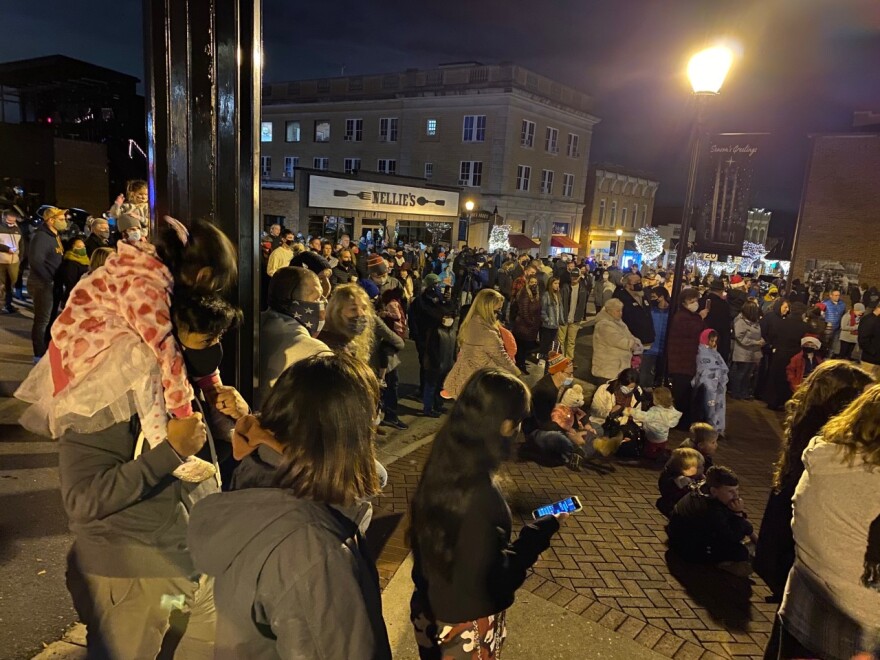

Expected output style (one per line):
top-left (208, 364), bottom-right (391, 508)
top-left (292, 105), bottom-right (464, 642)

top-left (409, 369), bottom-right (530, 581)
top-left (263, 353), bottom-right (381, 504)
top-left (155, 217), bottom-right (238, 295)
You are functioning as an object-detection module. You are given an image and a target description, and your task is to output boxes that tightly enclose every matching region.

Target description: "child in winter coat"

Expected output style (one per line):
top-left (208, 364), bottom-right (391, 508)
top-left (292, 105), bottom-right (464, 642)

top-left (679, 422), bottom-right (719, 471)
top-left (16, 216), bottom-right (238, 483)
top-left (656, 447), bottom-right (705, 518)
top-left (422, 308), bottom-right (458, 416)
top-left (107, 179), bottom-right (150, 236)
top-left (628, 386), bottom-right (682, 459)
top-left (551, 384), bottom-right (594, 450)
top-left (786, 335), bottom-right (824, 391)
top-left (838, 302), bottom-right (864, 360)
top-left (692, 329), bottom-right (729, 434)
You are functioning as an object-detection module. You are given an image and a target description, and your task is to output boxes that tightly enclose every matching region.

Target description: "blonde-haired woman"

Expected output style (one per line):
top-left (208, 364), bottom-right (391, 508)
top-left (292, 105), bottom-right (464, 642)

top-left (443, 289), bottom-right (518, 398)
top-left (769, 382), bottom-right (880, 660)
top-left (320, 283), bottom-right (407, 430)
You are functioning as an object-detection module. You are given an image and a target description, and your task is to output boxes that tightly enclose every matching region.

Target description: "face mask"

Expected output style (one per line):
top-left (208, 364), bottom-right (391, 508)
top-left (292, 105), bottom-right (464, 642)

top-left (347, 316), bottom-right (369, 336)
top-left (563, 377), bottom-right (574, 387)
top-left (686, 301), bottom-right (699, 313)
top-left (804, 350), bottom-right (814, 358)
top-left (73, 247), bottom-right (87, 257)
top-left (95, 229), bottom-right (110, 239)
top-left (374, 275), bottom-right (389, 286)
top-left (125, 229), bottom-right (142, 243)
top-left (620, 385), bottom-right (633, 395)
top-left (442, 318), bottom-right (454, 327)
top-left (183, 342), bottom-right (223, 379)
top-left (53, 218), bottom-right (69, 232)
top-left (633, 283), bottom-right (643, 292)
top-left (341, 259), bottom-right (352, 266)
top-left (602, 273), bottom-right (609, 280)
top-left (277, 298), bottom-right (326, 336)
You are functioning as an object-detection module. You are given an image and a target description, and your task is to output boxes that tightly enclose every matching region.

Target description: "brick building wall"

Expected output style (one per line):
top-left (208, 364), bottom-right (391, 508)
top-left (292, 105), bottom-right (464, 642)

top-left (792, 133), bottom-right (880, 285)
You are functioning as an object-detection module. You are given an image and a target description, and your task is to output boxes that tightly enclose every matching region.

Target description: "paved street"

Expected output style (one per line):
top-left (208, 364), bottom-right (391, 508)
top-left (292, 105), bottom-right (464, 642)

top-left (1, 303), bottom-right (785, 660)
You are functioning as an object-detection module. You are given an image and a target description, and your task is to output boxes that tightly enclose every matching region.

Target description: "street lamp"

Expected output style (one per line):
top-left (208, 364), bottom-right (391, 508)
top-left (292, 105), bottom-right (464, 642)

top-left (615, 228), bottom-right (623, 267)
top-left (464, 200), bottom-right (475, 247)
top-left (662, 43), bottom-right (735, 381)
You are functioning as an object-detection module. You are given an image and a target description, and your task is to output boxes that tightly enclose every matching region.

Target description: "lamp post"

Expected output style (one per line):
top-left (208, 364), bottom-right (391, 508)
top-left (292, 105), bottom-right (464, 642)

top-left (662, 44), bottom-right (735, 382)
top-left (464, 199), bottom-right (475, 247)
top-left (615, 228), bottom-right (623, 267)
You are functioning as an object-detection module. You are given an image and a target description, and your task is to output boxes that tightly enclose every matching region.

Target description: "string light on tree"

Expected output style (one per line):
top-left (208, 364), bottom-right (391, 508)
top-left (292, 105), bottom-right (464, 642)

top-left (634, 227), bottom-right (664, 263)
top-left (424, 222), bottom-right (452, 243)
top-left (489, 224), bottom-right (512, 252)
top-left (741, 241), bottom-right (768, 272)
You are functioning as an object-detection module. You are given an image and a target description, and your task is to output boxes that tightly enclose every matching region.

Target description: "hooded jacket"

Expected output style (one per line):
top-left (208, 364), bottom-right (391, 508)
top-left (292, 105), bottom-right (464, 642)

top-left (591, 309), bottom-right (637, 380)
top-left (188, 489), bottom-right (392, 660)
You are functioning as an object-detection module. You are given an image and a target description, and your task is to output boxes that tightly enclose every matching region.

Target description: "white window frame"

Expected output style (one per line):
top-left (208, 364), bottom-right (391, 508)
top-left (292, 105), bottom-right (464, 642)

top-left (462, 115), bottom-right (487, 142)
top-left (426, 118), bottom-right (438, 136)
top-left (459, 161), bottom-right (483, 187)
top-left (313, 157), bottom-right (329, 171)
top-left (314, 121), bottom-right (330, 142)
top-left (344, 118), bottom-right (363, 142)
top-left (567, 133), bottom-right (579, 157)
top-left (261, 155), bottom-right (271, 177)
top-left (285, 121), bottom-right (301, 143)
top-left (545, 127), bottom-right (559, 153)
top-left (610, 201), bottom-right (618, 226)
top-left (283, 156), bottom-right (298, 178)
top-left (562, 173), bottom-right (574, 197)
top-left (598, 199), bottom-right (606, 226)
top-left (377, 159), bottom-right (397, 175)
top-left (379, 117), bottom-right (399, 142)
top-left (621, 207), bottom-right (628, 228)
top-left (424, 162), bottom-right (434, 179)
top-left (344, 157), bottom-right (361, 174)
top-left (260, 121), bottom-right (273, 143)
top-left (515, 165), bottom-right (531, 191)
top-left (540, 169), bottom-right (554, 195)
top-left (520, 119), bottom-right (535, 147)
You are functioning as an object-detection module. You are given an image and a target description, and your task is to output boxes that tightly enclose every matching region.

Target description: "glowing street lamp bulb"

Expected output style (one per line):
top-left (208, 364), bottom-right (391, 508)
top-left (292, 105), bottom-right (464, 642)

top-left (687, 45), bottom-right (734, 94)
top-left (616, 229), bottom-right (623, 237)
top-left (464, 200), bottom-right (475, 212)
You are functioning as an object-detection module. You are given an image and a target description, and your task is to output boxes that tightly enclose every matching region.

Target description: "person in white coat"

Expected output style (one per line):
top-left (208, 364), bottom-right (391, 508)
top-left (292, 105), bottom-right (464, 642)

top-left (591, 298), bottom-right (640, 381)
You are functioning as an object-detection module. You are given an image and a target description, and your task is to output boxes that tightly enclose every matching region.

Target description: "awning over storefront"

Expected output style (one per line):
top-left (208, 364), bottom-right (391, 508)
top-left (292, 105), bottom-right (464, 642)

top-left (550, 234), bottom-right (579, 249)
top-left (508, 233), bottom-right (539, 250)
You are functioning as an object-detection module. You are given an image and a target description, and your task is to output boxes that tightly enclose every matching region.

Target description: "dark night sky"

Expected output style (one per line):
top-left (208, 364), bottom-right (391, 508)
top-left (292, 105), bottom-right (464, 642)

top-left (3, 0), bottom-right (879, 233)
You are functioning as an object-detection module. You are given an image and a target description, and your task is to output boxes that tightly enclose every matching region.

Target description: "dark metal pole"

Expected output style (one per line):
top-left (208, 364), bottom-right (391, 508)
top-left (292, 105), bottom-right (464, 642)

top-left (785, 135), bottom-right (816, 297)
top-left (144, 0), bottom-right (262, 402)
top-left (661, 93), bottom-right (709, 383)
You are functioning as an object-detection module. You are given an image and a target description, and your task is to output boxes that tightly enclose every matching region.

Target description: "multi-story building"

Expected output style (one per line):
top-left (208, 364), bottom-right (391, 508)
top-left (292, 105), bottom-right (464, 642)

top-left (746, 208), bottom-right (771, 245)
top-left (580, 164), bottom-right (659, 265)
top-left (260, 62), bottom-right (599, 250)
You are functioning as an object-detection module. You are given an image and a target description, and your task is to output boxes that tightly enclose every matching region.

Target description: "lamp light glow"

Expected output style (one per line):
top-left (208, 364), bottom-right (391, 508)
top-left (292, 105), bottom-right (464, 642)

top-left (464, 200), bottom-right (475, 212)
top-left (616, 229), bottom-right (623, 237)
top-left (687, 45), bottom-right (734, 94)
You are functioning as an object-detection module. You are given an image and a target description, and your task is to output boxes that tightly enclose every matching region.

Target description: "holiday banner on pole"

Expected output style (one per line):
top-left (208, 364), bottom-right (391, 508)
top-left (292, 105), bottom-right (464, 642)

top-left (693, 133), bottom-right (768, 255)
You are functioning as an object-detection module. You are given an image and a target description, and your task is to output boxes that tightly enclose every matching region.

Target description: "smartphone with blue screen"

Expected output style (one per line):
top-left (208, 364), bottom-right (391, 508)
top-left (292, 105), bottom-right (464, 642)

top-left (532, 496), bottom-right (582, 520)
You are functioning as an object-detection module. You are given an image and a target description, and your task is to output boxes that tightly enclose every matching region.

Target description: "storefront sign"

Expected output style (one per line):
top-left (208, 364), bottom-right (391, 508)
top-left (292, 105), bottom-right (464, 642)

top-left (308, 175), bottom-right (459, 217)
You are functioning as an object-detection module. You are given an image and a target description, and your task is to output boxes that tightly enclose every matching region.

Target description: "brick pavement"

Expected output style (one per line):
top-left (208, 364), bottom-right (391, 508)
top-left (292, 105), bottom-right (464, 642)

top-left (370, 398), bottom-right (786, 660)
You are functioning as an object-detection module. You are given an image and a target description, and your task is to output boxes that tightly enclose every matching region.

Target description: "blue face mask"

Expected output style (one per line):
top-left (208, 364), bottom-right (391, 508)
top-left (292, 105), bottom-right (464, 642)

top-left (563, 377), bottom-right (574, 387)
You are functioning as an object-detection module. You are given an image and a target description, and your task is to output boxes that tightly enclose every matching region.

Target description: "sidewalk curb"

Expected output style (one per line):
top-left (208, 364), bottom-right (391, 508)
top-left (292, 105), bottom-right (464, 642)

top-left (31, 624), bottom-right (86, 660)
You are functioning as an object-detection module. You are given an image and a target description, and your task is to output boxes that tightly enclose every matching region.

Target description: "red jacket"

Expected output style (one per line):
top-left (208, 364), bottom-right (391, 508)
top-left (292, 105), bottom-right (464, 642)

top-left (786, 352), bottom-right (823, 391)
top-left (666, 309), bottom-right (705, 377)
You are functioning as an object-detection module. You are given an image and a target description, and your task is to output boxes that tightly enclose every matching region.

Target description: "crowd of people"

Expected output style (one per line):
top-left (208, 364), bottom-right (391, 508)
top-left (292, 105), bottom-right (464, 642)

top-left (4, 192), bottom-right (880, 659)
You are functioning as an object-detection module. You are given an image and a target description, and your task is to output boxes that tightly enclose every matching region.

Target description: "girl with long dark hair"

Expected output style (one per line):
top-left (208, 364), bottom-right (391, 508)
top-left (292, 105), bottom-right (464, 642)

top-left (409, 369), bottom-right (562, 659)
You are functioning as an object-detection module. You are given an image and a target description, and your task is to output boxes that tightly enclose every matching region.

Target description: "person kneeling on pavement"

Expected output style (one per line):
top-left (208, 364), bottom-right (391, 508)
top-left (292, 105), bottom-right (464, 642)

top-left (588, 367), bottom-right (645, 458)
top-left (667, 465), bottom-right (758, 577)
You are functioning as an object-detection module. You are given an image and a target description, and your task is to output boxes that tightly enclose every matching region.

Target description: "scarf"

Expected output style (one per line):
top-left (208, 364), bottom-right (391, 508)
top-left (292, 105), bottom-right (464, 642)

top-left (63, 250), bottom-right (90, 266)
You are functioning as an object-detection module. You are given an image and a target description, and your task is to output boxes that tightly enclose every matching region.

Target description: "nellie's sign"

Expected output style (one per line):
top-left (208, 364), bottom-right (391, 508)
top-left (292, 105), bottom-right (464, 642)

top-left (308, 175), bottom-right (459, 217)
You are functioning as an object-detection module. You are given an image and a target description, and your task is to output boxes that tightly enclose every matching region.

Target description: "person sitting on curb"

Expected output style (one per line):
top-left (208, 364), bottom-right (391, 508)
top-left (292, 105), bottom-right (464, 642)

top-left (656, 447), bottom-right (705, 518)
top-left (667, 465), bottom-right (757, 577)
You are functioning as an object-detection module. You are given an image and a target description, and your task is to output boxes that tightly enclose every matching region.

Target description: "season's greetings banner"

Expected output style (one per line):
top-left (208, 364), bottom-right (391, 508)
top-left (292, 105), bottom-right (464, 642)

top-left (693, 133), bottom-right (767, 254)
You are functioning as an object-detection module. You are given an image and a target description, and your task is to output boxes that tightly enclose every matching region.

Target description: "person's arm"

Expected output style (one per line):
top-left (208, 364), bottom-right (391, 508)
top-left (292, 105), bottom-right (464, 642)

top-left (786, 356), bottom-right (799, 390)
top-left (59, 428), bottom-right (183, 521)
top-left (265, 534), bottom-right (386, 660)
top-left (374, 317), bottom-right (405, 353)
top-left (121, 276), bottom-right (195, 418)
top-left (28, 232), bottom-right (54, 281)
top-left (540, 292), bottom-right (552, 326)
top-left (595, 321), bottom-right (635, 352)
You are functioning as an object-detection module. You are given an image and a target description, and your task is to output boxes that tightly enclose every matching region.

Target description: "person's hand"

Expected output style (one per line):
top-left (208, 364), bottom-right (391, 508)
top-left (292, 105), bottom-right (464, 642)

top-left (554, 512), bottom-right (570, 524)
top-left (699, 308), bottom-right (709, 319)
top-left (214, 385), bottom-right (249, 420)
top-left (727, 496), bottom-right (746, 514)
top-left (115, 193), bottom-right (125, 206)
top-left (167, 413), bottom-right (206, 458)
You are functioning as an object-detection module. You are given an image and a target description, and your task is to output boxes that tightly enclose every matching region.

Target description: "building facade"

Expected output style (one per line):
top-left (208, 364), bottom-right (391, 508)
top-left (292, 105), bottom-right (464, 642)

top-left (581, 165), bottom-right (659, 264)
top-left (259, 62), bottom-right (599, 250)
top-left (791, 131), bottom-right (880, 286)
top-left (746, 208), bottom-right (771, 245)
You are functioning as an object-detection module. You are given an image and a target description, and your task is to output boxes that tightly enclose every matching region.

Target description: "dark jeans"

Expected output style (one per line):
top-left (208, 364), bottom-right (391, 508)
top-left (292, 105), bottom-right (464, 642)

top-left (729, 361), bottom-right (757, 399)
top-left (422, 369), bottom-right (448, 413)
top-left (382, 368), bottom-right (401, 422)
top-left (639, 353), bottom-right (658, 389)
top-left (669, 373), bottom-right (693, 430)
top-left (838, 340), bottom-right (856, 360)
top-left (28, 275), bottom-right (56, 357)
top-left (538, 327), bottom-right (558, 358)
top-left (514, 335), bottom-right (536, 370)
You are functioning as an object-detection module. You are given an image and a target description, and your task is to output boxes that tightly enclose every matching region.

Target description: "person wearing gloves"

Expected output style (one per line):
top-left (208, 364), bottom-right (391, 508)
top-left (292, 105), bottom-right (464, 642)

top-left (591, 298), bottom-right (641, 382)
top-left (786, 336), bottom-right (824, 392)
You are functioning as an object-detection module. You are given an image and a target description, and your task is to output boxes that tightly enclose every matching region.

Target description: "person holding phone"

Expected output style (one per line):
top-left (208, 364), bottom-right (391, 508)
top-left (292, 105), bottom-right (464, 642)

top-left (409, 369), bottom-right (563, 659)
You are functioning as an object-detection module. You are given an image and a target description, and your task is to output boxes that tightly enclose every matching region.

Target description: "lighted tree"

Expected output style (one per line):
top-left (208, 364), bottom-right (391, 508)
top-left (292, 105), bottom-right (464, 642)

top-left (489, 224), bottom-right (512, 252)
top-left (634, 227), bottom-right (664, 263)
top-left (741, 241), bottom-right (768, 272)
top-left (424, 222), bottom-right (452, 244)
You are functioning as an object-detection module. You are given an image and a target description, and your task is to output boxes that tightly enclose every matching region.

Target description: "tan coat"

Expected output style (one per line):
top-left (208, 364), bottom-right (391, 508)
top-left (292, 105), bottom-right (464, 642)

top-left (443, 317), bottom-right (518, 397)
top-left (591, 310), bottom-right (637, 380)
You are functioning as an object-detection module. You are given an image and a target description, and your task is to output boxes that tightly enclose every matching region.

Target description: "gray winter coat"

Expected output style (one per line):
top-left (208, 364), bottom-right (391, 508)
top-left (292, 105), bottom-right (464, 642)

top-left (188, 489), bottom-right (392, 660)
top-left (732, 315), bottom-right (763, 363)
